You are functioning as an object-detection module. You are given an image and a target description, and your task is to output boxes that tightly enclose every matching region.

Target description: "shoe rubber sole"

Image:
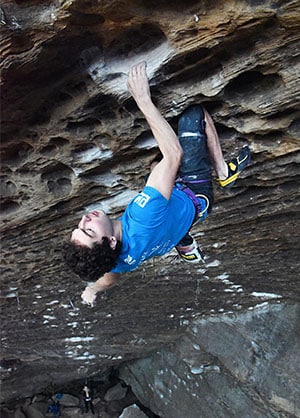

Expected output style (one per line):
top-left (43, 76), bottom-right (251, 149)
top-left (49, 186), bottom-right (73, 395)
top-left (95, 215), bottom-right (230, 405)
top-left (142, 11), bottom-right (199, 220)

top-left (218, 145), bottom-right (251, 188)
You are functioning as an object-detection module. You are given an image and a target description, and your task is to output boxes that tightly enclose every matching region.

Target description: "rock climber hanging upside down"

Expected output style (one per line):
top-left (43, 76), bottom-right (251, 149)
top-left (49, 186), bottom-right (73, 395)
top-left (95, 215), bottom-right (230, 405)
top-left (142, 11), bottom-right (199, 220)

top-left (62, 61), bottom-right (251, 306)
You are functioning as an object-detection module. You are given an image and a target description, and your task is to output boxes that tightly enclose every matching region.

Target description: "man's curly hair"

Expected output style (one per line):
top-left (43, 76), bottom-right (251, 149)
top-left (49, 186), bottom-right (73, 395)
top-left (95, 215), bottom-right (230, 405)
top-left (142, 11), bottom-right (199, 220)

top-left (62, 237), bottom-right (122, 281)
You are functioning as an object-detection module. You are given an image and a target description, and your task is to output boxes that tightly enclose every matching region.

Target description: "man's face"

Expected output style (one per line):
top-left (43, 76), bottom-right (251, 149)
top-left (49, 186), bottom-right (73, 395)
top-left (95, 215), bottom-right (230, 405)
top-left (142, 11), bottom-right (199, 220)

top-left (71, 210), bottom-right (113, 248)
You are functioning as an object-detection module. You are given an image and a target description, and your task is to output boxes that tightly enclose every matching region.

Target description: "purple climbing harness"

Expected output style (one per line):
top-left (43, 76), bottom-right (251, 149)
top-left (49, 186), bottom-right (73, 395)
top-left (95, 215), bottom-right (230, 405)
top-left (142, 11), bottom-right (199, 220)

top-left (176, 175), bottom-right (210, 184)
top-left (174, 181), bottom-right (209, 221)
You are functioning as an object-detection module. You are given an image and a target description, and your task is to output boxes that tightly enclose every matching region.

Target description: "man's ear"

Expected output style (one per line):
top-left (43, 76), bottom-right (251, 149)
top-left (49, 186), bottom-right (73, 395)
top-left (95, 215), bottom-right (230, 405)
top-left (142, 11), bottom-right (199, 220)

top-left (109, 236), bottom-right (117, 250)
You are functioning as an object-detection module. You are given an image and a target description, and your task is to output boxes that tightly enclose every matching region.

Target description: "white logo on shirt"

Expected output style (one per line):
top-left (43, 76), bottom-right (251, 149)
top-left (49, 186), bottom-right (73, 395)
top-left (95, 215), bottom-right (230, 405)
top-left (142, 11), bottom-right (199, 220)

top-left (134, 192), bottom-right (150, 208)
top-left (124, 255), bottom-right (136, 265)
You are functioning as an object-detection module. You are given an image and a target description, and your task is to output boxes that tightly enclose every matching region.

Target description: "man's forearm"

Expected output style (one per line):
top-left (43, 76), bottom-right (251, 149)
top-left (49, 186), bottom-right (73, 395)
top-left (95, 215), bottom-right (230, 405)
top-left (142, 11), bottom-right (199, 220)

top-left (81, 272), bottom-right (120, 305)
top-left (90, 272), bottom-right (119, 293)
top-left (139, 101), bottom-right (181, 159)
top-left (127, 62), bottom-right (182, 160)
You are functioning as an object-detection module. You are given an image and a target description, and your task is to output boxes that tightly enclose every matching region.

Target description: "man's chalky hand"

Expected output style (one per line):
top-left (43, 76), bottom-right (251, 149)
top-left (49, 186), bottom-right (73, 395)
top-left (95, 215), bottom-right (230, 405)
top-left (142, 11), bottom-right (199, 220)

top-left (81, 286), bottom-right (97, 307)
top-left (127, 61), bottom-right (151, 107)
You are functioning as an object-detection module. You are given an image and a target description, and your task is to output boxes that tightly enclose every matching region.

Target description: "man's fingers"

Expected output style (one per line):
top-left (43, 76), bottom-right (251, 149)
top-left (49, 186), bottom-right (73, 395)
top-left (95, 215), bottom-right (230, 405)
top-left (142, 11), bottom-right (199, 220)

top-left (129, 63), bottom-right (139, 77)
top-left (136, 61), bottom-right (146, 74)
top-left (127, 62), bottom-right (148, 91)
top-left (129, 61), bottom-right (147, 77)
top-left (127, 61), bottom-right (151, 105)
top-left (81, 287), bottom-right (97, 307)
top-left (81, 297), bottom-right (94, 307)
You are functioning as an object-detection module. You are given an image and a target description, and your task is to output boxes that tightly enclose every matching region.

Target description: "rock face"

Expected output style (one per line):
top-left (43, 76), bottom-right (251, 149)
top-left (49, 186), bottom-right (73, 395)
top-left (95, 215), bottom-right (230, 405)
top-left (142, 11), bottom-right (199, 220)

top-left (119, 303), bottom-right (300, 418)
top-left (0, 0), bottom-right (299, 415)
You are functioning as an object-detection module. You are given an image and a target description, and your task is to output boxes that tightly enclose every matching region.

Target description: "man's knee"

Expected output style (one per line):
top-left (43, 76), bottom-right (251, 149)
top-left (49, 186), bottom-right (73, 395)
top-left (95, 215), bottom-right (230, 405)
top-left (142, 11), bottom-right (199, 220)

top-left (180, 104), bottom-right (204, 120)
top-left (178, 105), bottom-right (206, 136)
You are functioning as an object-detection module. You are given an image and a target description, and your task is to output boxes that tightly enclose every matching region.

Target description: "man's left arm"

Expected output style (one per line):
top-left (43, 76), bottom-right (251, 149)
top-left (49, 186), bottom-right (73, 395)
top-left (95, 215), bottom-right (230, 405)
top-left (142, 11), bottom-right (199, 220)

top-left (81, 272), bottom-right (120, 306)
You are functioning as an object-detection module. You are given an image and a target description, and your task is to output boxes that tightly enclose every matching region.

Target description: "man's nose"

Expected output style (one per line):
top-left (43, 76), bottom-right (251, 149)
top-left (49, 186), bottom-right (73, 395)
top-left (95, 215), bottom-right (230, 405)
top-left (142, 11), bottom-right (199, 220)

top-left (79, 214), bottom-right (90, 228)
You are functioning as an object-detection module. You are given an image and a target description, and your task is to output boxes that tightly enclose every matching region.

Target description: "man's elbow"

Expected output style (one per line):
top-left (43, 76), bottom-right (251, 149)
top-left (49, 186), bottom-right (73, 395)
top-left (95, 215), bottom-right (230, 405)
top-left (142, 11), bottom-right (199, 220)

top-left (172, 144), bottom-right (183, 167)
top-left (165, 146), bottom-right (182, 174)
top-left (162, 142), bottom-right (182, 171)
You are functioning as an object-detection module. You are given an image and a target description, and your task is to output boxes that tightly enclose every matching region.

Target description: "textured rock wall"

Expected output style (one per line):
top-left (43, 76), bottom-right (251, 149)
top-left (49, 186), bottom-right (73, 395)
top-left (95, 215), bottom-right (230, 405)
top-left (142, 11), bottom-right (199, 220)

top-left (119, 303), bottom-right (300, 418)
top-left (0, 0), bottom-right (300, 409)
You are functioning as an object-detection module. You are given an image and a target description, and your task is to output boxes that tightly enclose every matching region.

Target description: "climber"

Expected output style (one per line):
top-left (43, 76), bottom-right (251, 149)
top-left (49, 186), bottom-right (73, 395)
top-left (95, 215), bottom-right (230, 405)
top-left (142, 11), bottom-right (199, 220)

top-left (62, 61), bottom-right (250, 306)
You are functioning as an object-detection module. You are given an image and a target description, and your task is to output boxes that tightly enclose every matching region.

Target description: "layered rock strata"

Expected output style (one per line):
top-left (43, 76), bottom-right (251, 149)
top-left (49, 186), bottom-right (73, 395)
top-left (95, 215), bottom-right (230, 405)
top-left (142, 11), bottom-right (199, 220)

top-left (0, 0), bottom-right (299, 412)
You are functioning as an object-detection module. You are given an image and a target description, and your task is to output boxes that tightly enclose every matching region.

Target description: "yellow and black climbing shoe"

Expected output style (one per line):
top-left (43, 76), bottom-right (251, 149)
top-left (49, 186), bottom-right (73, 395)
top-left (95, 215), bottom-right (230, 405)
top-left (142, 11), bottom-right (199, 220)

top-left (175, 238), bottom-right (205, 264)
top-left (218, 145), bottom-right (251, 188)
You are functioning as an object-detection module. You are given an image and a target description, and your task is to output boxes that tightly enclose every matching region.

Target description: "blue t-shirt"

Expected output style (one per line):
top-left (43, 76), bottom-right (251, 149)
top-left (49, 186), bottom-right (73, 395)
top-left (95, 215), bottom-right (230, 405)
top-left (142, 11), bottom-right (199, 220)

top-left (111, 186), bottom-right (196, 273)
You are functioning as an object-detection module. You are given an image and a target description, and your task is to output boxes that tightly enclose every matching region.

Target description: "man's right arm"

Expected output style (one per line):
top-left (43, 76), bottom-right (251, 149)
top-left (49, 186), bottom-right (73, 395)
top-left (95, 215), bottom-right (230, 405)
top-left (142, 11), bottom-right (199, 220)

top-left (127, 62), bottom-right (182, 200)
top-left (81, 272), bottom-right (120, 306)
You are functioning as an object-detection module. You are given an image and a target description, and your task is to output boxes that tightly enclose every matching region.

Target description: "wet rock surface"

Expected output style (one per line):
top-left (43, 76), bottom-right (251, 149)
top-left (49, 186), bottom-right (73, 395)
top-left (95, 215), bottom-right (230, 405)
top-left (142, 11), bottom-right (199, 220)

top-left (0, 0), bottom-right (300, 415)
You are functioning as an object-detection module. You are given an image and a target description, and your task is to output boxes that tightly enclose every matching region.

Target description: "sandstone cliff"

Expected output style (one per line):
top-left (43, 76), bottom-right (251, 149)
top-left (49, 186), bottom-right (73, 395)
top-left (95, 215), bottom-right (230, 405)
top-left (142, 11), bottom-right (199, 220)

top-left (1, 0), bottom-right (299, 416)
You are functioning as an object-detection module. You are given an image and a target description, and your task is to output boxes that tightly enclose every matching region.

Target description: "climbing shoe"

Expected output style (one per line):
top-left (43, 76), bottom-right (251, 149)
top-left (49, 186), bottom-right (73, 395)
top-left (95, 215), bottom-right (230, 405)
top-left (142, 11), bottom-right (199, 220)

top-left (218, 145), bottom-right (251, 188)
top-left (175, 238), bottom-right (205, 264)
